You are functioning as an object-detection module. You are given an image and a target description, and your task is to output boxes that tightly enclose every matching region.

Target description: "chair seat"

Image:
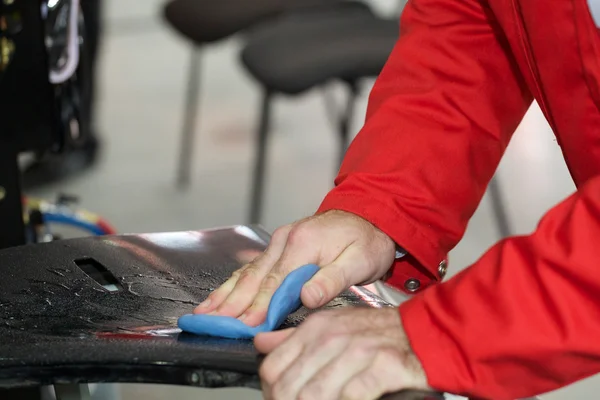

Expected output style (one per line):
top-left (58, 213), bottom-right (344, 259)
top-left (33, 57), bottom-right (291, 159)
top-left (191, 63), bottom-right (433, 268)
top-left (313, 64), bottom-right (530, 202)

top-left (163, 0), bottom-right (368, 44)
top-left (240, 11), bottom-right (399, 94)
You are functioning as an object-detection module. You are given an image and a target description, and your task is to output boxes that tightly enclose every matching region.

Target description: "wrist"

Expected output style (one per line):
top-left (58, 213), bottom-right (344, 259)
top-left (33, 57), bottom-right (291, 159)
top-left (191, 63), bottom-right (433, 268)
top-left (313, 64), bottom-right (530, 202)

top-left (387, 308), bottom-right (431, 391)
top-left (379, 244), bottom-right (407, 281)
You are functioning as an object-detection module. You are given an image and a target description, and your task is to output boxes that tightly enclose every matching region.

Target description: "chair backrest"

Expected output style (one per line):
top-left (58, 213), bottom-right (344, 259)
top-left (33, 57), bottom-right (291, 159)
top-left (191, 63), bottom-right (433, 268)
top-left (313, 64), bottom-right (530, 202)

top-left (163, 0), bottom-right (364, 43)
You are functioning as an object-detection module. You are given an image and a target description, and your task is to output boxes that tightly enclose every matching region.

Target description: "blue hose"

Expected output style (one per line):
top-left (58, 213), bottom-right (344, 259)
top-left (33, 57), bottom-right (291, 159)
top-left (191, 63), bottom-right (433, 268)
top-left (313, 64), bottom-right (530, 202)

top-left (42, 212), bottom-right (107, 236)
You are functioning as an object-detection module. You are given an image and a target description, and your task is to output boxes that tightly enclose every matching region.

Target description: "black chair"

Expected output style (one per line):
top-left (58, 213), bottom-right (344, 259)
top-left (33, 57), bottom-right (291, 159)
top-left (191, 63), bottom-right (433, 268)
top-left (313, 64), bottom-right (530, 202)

top-left (164, 0), bottom-right (512, 235)
top-left (239, 11), bottom-right (399, 224)
top-left (239, 9), bottom-right (514, 235)
top-left (162, 0), bottom-right (373, 189)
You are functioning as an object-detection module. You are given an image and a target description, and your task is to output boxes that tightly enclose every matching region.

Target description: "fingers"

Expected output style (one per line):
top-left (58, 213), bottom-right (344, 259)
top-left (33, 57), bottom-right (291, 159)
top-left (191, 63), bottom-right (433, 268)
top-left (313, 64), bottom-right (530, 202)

top-left (195, 225), bottom-right (293, 318)
top-left (294, 343), bottom-right (375, 400)
top-left (208, 265), bottom-right (266, 319)
top-left (301, 246), bottom-right (373, 308)
top-left (269, 334), bottom-right (350, 400)
top-left (259, 313), bottom-right (327, 398)
top-left (193, 267), bottom-right (244, 314)
top-left (339, 351), bottom-right (409, 400)
top-left (259, 328), bottom-right (306, 388)
top-left (238, 228), bottom-right (320, 326)
top-left (254, 328), bottom-right (295, 354)
top-left (237, 271), bottom-right (284, 327)
top-left (194, 208), bottom-right (391, 325)
top-left (261, 307), bottom-right (429, 400)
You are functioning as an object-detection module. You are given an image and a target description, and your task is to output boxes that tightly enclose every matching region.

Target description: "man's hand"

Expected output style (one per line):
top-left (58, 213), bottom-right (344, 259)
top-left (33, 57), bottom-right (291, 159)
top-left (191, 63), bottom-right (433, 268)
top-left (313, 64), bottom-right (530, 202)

top-left (255, 307), bottom-right (430, 400)
top-left (193, 210), bottom-right (396, 327)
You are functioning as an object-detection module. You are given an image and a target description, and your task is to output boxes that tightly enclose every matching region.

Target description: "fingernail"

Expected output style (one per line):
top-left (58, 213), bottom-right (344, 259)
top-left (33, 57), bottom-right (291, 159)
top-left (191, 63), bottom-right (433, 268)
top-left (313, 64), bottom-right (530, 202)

top-left (239, 313), bottom-right (247, 321)
top-left (305, 282), bottom-right (324, 301)
top-left (208, 311), bottom-right (217, 315)
top-left (198, 299), bottom-right (211, 308)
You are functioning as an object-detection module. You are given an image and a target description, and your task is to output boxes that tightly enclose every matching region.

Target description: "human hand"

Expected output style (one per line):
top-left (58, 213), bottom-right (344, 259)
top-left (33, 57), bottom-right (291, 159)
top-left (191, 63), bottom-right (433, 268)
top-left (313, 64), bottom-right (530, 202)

top-left (256, 307), bottom-right (430, 400)
top-left (193, 210), bottom-right (396, 327)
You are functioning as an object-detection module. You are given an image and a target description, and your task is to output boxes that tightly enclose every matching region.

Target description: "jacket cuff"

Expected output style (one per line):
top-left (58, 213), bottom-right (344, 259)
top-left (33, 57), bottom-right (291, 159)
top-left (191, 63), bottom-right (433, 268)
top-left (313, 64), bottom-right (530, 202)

top-left (317, 191), bottom-right (447, 294)
top-left (399, 294), bottom-right (467, 396)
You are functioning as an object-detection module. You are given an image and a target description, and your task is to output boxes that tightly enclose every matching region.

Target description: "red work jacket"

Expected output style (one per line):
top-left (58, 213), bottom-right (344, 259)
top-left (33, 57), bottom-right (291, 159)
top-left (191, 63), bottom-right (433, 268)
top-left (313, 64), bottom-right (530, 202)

top-left (317, 0), bottom-right (600, 398)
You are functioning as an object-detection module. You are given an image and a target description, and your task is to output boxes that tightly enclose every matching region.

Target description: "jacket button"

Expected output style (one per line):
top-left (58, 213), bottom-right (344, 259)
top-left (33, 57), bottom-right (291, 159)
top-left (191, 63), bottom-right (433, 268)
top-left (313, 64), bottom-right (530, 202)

top-left (404, 279), bottom-right (420, 292)
top-left (438, 260), bottom-right (448, 278)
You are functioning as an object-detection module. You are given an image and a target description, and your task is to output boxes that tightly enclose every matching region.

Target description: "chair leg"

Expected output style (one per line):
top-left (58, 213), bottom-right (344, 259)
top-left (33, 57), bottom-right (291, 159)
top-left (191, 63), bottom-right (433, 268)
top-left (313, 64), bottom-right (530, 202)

top-left (248, 90), bottom-right (274, 225)
top-left (337, 83), bottom-right (359, 169)
top-left (176, 46), bottom-right (202, 189)
top-left (488, 175), bottom-right (512, 238)
top-left (54, 384), bottom-right (91, 400)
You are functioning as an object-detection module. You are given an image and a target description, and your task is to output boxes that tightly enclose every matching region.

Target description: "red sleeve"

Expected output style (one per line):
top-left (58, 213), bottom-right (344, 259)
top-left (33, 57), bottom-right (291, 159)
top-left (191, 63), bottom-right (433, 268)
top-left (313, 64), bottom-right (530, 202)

top-left (400, 175), bottom-right (600, 399)
top-left (316, 0), bottom-right (532, 293)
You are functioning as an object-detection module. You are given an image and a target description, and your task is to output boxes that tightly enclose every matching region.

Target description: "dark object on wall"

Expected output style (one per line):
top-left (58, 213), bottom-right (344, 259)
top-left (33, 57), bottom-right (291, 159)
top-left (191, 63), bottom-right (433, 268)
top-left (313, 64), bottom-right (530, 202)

top-left (0, 1), bottom-right (58, 153)
top-left (21, 0), bottom-right (102, 189)
top-left (0, 0), bottom-right (58, 249)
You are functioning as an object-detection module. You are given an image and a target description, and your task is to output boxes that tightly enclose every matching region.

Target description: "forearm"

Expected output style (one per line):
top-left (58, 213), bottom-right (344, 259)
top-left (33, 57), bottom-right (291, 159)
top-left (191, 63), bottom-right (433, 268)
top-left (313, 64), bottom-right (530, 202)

top-left (400, 175), bottom-right (600, 399)
top-left (318, 0), bottom-right (532, 293)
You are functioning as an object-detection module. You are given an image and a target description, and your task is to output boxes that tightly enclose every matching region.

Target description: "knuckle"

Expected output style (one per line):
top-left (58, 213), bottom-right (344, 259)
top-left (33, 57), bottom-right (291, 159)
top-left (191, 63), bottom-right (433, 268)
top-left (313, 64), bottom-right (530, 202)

top-left (230, 268), bottom-right (244, 279)
top-left (261, 272), bottom-right (282, 291)
top-left (238, 267), bottom-right (260, 282)
top-left (321, 332), bottom-right (343, 347)
top-left (286, 224), bottom-right (313, 246)
top-left (205, 291), bottom-right (220, 303)
top-left (212, 277), bottom-right (236, 296)
top-left (258, 361), bottom-right (276, 385)
top-left (377, 348), bottom-right (407, 368)
top-left (348, 344), bottom-right (374, 360)
top-left (246, 251), bottom-right (266, 267)
top-left (271, 225), bottom-right (291, 243)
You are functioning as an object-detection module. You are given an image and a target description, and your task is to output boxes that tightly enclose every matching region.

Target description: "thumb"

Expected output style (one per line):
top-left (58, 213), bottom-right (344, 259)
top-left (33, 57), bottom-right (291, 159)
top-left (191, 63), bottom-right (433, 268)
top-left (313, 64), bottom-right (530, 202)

top-left (301, 248), bottom-right (373, 308)
top-left (254, 328), bottom-right (295, 354)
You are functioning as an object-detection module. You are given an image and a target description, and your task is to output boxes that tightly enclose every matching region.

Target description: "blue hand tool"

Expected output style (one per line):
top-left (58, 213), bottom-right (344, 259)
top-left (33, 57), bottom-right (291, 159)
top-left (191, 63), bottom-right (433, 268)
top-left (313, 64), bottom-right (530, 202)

top-left (178, 263), bottom-right (320, 339)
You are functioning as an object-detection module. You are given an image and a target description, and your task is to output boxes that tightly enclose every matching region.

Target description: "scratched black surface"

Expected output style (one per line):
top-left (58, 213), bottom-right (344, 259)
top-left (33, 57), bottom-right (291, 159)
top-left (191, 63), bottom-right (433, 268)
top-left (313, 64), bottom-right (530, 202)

top-left (0, 228), bottom-right (378, 383)
top-left (0, 226), bottom-right (444, 399)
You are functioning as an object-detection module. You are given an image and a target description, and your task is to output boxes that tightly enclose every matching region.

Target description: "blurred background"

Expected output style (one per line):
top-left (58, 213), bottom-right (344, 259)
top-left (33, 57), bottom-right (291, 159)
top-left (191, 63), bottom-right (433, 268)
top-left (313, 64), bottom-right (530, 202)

top-left (11, 0), bottom-right (598, 398)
